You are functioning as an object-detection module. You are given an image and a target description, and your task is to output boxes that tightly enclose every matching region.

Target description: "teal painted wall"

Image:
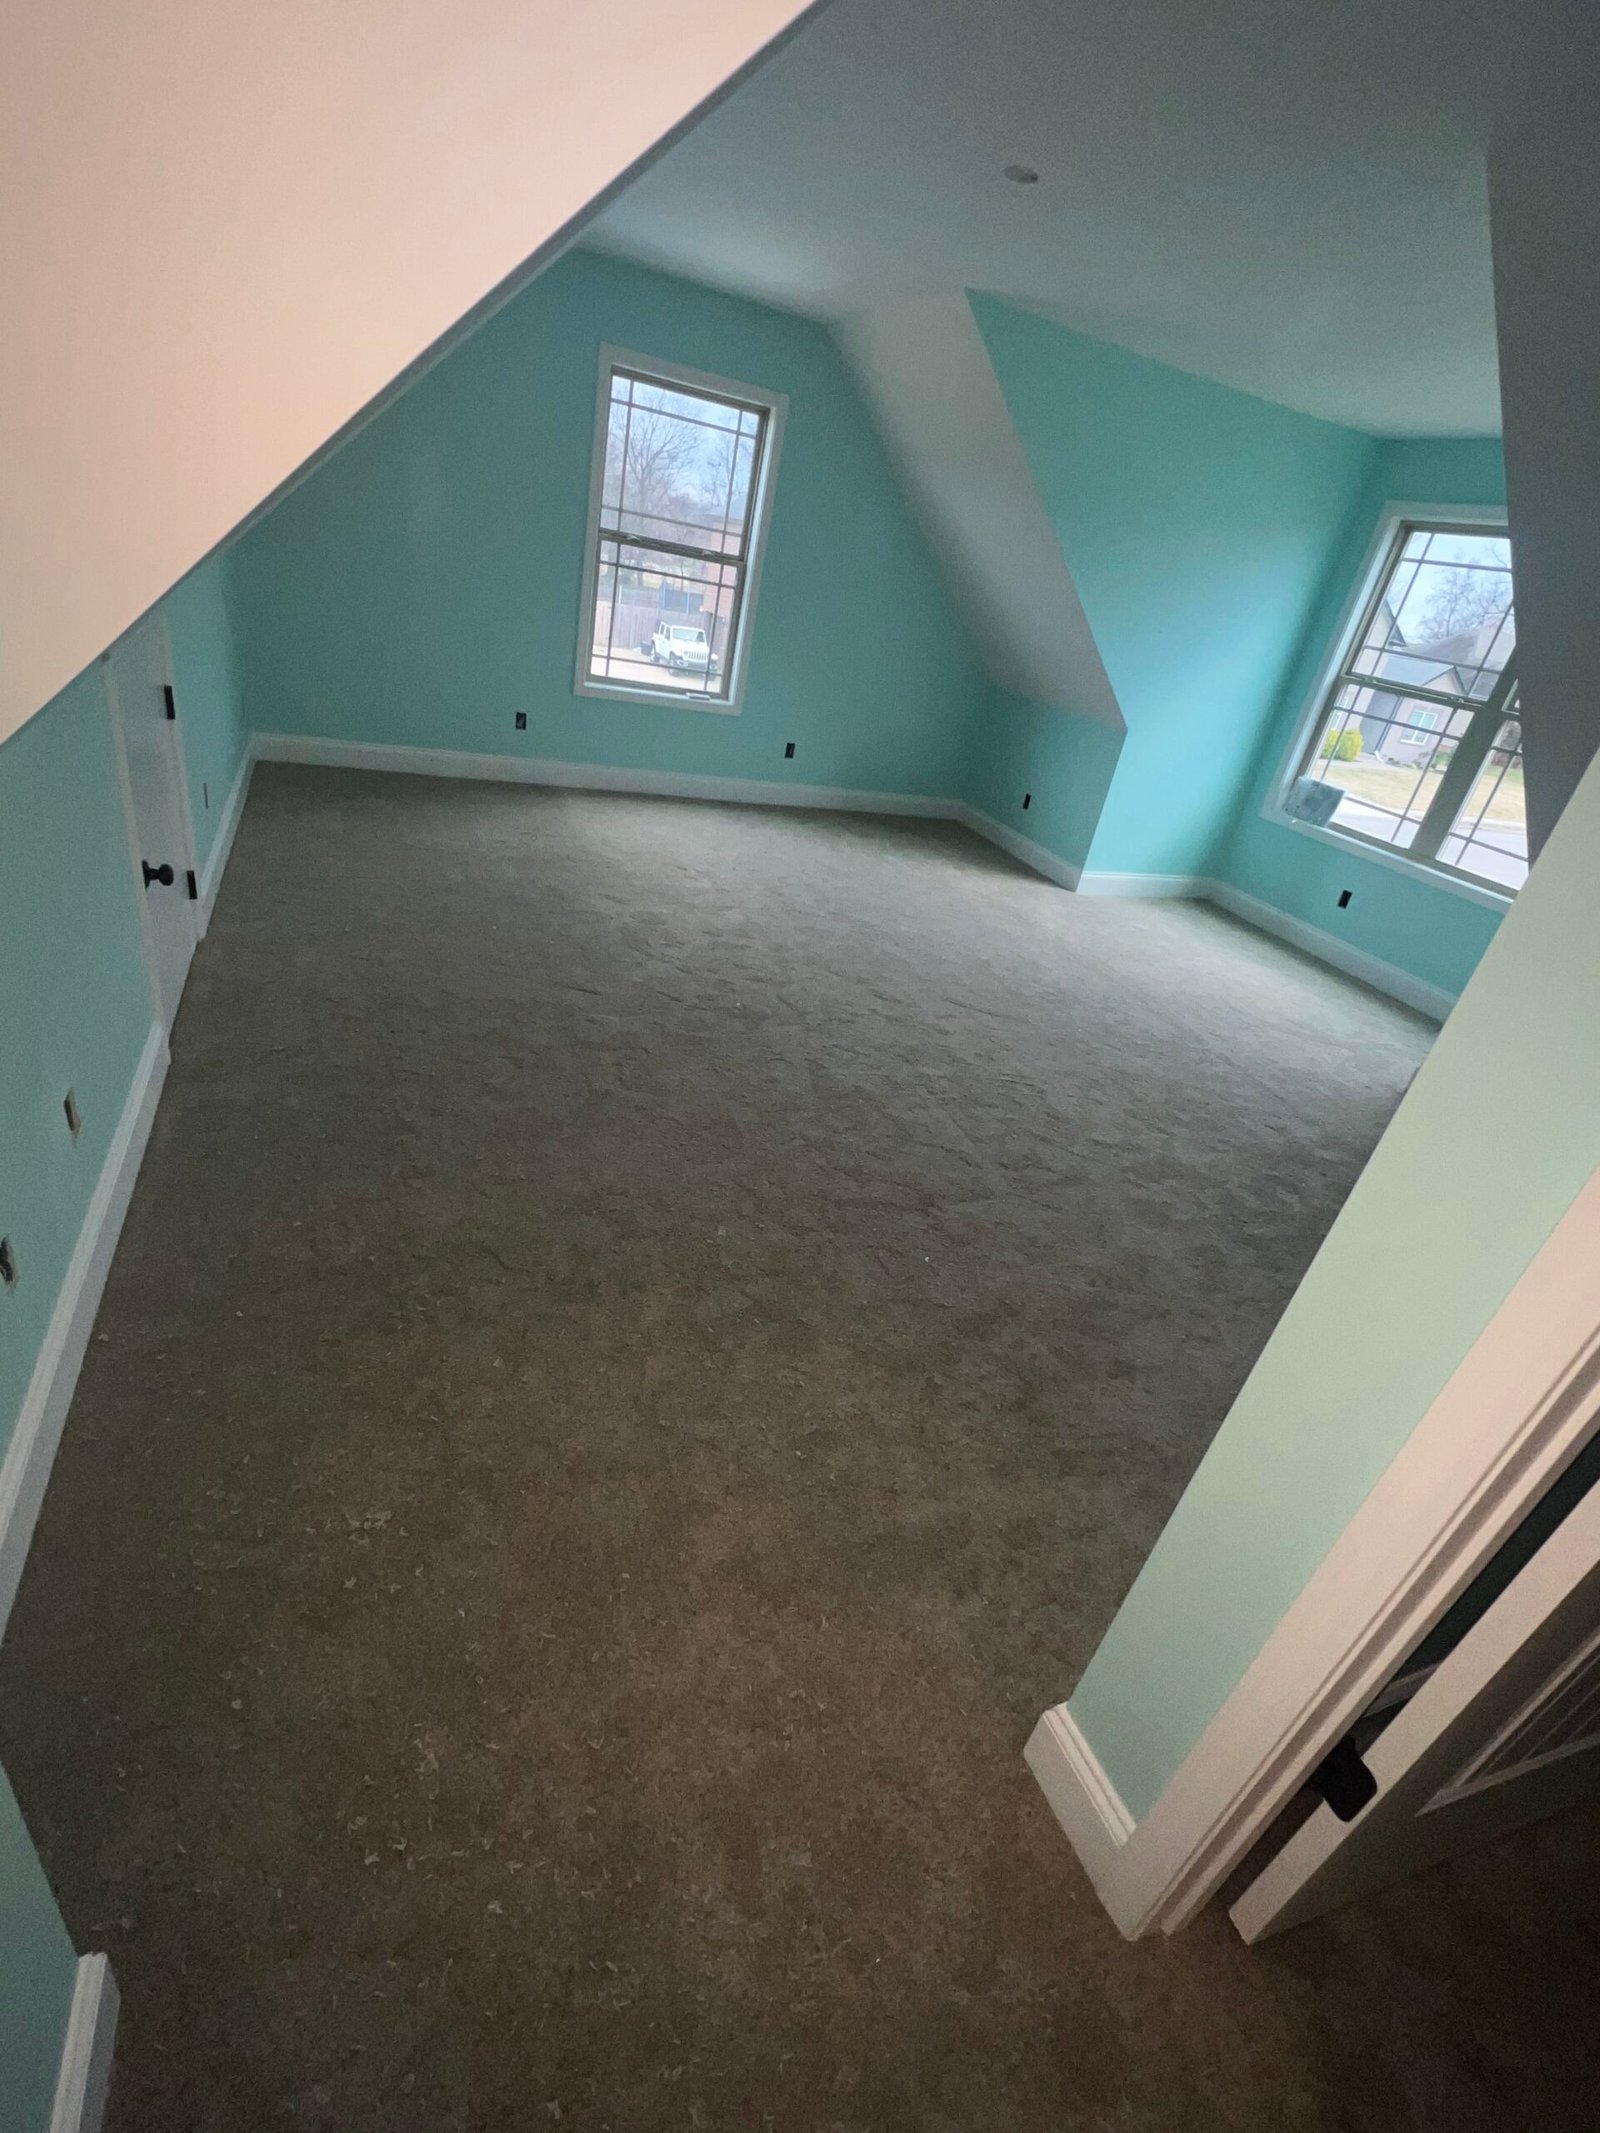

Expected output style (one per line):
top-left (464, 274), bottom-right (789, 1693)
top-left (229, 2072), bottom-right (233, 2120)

top-left (0, 1767), bottom-right (78, 2133)
top-left (0, 673), bottom-right (154, 1462)
top-left (165, 557), bottom-right (249, 871)
top-left (968, 296), bottom-right (1378, 878)
top-left (1070, 742), bottom-right (1600, 1818)
top-left (1213, 436), bottom-right (1511, 999)
top-left (0, 669), bottom-right (150, 2132)
top-left (964, 693), bottom-right (1123, 874)
top-left (227, 248), bottom-right (988, 798)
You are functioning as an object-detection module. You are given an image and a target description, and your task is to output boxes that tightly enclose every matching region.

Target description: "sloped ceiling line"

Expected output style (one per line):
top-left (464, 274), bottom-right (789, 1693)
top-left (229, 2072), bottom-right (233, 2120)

top-left (831, 290), bottom-right (1123, 727)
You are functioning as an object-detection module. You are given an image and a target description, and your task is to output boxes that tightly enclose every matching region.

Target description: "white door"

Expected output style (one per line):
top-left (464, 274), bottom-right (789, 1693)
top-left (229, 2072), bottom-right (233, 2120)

top-left (1233, 1459), bottom-right (1600, 1940)
top-left (107, 615), bottom-right (198, 1028)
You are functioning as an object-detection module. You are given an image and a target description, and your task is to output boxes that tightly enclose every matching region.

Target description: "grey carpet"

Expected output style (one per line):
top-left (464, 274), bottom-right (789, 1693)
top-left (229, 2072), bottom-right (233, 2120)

top-left (5, 767), bottom-right (1598, 2130)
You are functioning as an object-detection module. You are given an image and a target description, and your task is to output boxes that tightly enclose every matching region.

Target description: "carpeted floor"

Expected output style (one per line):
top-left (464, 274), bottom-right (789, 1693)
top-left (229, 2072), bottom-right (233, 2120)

top-left (6, 767), bottom-right (1600, 2130)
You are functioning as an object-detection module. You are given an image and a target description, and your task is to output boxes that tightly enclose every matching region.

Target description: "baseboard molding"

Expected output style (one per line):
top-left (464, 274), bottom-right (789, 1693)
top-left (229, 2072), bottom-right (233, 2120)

top-left (1076, 870), bottom-right (1207, 899)
top-left (1025, 1705), bottom-right (1140, 1923)
top-left (0, 1024), bottom-right (168, 1641)
top-left (196, 745), bottom-right (255, 932)
top-left (249, 738), bottom-right (1454, 1019)
top-left (1202, 879), bottom-right (1455, 1023)
top-left (49, 1953), bottom-right (119, 2133)
top-left (252, 734), bottom-right (960, 822)
top-left (954, 805), bottom-right (1082, 890)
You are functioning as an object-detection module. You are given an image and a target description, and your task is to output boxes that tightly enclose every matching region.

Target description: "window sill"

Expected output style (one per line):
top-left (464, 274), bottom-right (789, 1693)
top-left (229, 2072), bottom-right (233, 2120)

top-left (573, 675), bottom-right (742, 716)
top-left (1262, 803), bottom-right (1516, 912)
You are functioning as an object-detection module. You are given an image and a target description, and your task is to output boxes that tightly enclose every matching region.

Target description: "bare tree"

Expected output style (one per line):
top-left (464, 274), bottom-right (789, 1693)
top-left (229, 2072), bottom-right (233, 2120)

top-left (1417, 564), bottom-right (1511, 645)
top-left (608, 407), bottom-right (699, 534)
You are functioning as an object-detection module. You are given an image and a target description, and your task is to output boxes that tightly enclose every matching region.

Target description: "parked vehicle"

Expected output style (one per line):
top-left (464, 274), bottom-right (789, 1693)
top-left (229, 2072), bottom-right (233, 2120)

top-left (650, 621), bottom-right (714, 674)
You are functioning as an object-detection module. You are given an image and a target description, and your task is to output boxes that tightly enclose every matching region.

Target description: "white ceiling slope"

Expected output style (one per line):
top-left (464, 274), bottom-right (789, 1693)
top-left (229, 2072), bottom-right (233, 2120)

top-left (0, 0), bottom-right (816, 745)
top-left (592, 0), bottom-right (1600, 440)
top-left (834, 295), bottom-right (1120, 724)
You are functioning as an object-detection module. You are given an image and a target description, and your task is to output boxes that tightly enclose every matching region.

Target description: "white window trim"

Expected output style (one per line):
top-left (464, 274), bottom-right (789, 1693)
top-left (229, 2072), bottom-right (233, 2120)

top-left (573, 344), bottom-right (787, 717)
top-left (1263, 500), bottom-right (1516, 913)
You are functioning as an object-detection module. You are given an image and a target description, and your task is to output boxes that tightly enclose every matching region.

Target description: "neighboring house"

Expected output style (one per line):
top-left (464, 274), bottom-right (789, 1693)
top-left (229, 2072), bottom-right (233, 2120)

top-left (1351, 607), bottom-right (1503, 765)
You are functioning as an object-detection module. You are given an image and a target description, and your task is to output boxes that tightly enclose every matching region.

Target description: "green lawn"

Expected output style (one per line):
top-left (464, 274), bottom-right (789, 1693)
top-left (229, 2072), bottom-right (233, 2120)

top-left (1325, 755), bottom-right (1525, 827)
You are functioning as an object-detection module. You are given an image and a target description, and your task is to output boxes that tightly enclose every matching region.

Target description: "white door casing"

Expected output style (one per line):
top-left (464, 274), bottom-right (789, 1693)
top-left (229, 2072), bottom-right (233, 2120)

top-left (1026, 1160), bottom-right (1600, 1939)
top-left (1232, 1451), bottom-right (1600, 1939)
top-left (105, 616), bottom-right (198, 1028)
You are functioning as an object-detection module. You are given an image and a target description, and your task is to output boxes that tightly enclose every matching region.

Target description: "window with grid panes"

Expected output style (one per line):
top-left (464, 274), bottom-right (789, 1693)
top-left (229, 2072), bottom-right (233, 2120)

top-left (1285, 521), bottom-right (1525, 893)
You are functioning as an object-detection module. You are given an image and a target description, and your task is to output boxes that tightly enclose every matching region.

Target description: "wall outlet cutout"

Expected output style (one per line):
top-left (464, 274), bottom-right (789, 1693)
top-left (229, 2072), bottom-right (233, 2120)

top-left (1338, 888), bottom-right (1353, 909)
top-left (1022, 792), bottom-right (1032, 810)
top-left (784, 741), bottom-right (796, 758)
top-left (515, 712), bottom-right (528, 731)
top-left (63, 1089), bottom-right (82, 1138)
top-left (0, 1238), bottom-right (17, 1290)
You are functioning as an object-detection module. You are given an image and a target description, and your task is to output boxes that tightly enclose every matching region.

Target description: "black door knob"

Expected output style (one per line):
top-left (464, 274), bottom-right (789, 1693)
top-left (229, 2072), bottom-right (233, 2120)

top-left (142, 861), bottom-right (175, 889)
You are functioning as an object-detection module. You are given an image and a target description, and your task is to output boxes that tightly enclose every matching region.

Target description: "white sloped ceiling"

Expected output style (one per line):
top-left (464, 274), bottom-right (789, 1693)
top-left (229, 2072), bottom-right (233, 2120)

top-left (0, 0), bottom-right (815, 743)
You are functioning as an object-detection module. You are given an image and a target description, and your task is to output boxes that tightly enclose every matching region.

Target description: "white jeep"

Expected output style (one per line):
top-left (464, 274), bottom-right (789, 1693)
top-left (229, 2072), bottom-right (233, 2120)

top-left (650, 621), bottom-right (713, 675)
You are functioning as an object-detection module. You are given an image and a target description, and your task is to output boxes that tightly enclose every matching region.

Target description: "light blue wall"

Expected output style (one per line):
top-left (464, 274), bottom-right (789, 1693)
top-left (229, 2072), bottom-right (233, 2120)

top-left (964, 693), bottom-right (1123, 875)
top-left (1071, 740), bottom-right (1600, 1818)
top-left (0, 673), bottom-right (154, 1461)
top-left (165, 557), bottom-right (249, 870)
top-left (1213, 436), bottom-right (1511, 999)
top-left (0, 1767), bottom-right (78, 2133)
top-left (0, 667), bottom-right (152, 2133)
top-left (227, 248), bottom-right (988, 798)
top-left (968, 296), bottom-right (1378, 878)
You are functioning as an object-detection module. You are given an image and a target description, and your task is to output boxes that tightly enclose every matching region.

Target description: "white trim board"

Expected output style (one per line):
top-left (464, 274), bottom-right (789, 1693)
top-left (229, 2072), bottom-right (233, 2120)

top-left (1068, 866), bottom-right (1451, 1020)
top-left (196, 744), bottom-right (255, 932)
top-left (253, 733), bottom-right (960, 821)
top-left (250, 740), bottom-right (1457, 1018)
top-left (952, 803), bottom-right (1082, 889)
top-left (0, 1024), bottom-right (167, 1641)
top-left (1028, 1158), bottom-right (1600, 1939)
top-left (49, 1954), bottom-right (119, 2133)
top-left (1202, 879), bottom-right (1455, 1023)
top-left (1025, 1705), bottom-right (1134, 1894)
top-left (1077, 870), bottom-right (1206, 900)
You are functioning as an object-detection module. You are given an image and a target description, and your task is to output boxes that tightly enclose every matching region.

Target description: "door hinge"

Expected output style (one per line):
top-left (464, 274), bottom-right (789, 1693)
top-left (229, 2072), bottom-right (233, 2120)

top-left (162, 684), bottom-right (177, 720)
top-left (186, 869), bottom-right (199, 901)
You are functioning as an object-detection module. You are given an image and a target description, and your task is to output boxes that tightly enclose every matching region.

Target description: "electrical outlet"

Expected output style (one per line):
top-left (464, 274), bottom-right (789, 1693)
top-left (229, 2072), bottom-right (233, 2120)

top-left (63, 1090), bottom-right (82, 1137)
top-left (0, 1238), bottom-right (17, 1290)
top-left (784, 741), bottom-right (796, 759)
top-left (1338, 888), bottom-right (1352, 909)
top-left (1022, 792), bottom-right (1032, 811)
top-left (515, 712), bottom-right (528, 731)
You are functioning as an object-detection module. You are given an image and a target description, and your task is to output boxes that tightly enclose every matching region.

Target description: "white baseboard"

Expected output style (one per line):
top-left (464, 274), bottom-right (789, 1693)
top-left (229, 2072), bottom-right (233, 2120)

top-left (1203, 878), bottom-right (1454, 1023)
top-left (1025, 1704), bottom-right (1140, 1925)
top-left (49, 1954), bottom-right (119, 2133)
top-left (195, 745), bottom-right (255, 933)
top-left (953, 804), bottom-right (1082, 890)
top-left (252, 733), bottom-right (960, 822)
top-left (249, 738), bottom-right (1454, 1019)
top-left (0, 1024), bottom-right (168, 1641)
top-left (1041, 864), bottom-right (1453, 1021)
top-left (1076, 870), bottom-right (1207, 899)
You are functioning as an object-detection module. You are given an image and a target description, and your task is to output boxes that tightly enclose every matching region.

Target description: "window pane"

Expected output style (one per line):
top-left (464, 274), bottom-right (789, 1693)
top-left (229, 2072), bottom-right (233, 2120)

top-left (1437, 711), bottom-right (1529, 892)
top-left (1349, 529), bottom-right (1514, 705)
top-left (587, 534), bottom-right (741, 697)
top-left (598, 372), bottom-right (766, 554)
top-left (1307, 693), bottom-right (1470, 849)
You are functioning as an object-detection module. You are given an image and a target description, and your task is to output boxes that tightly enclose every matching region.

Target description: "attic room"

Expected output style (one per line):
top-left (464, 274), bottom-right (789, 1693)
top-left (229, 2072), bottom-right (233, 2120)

top-left (5, 1), bottom-right (1600, 2128)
